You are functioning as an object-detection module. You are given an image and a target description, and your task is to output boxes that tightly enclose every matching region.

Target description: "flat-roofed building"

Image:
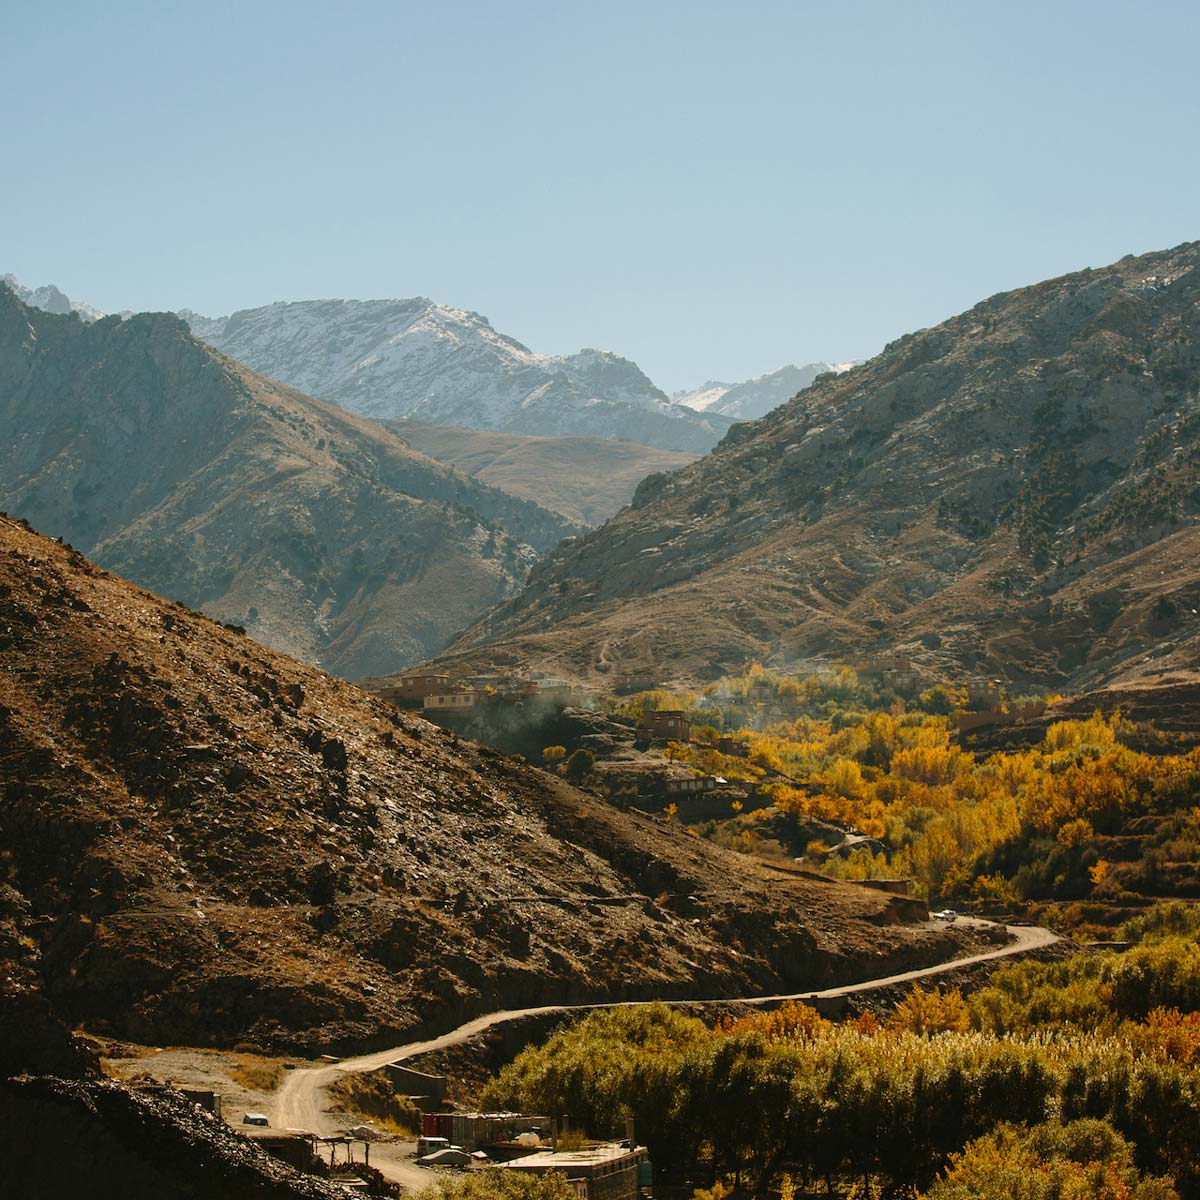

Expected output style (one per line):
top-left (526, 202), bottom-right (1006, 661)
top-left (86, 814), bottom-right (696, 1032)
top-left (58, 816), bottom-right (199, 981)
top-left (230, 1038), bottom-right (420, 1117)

top-left (380, 673), bottom-right (452, 708)
top-left (500, 1143), bottom-right (649, 1200)
top-left (639, 709), bottom-right (690, 741)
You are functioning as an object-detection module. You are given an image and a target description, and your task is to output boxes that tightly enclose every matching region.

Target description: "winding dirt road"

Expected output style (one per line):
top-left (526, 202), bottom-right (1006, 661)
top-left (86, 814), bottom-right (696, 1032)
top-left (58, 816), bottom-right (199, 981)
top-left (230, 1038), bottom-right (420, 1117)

top-left (273, 917), bottom-right (1055, 1174)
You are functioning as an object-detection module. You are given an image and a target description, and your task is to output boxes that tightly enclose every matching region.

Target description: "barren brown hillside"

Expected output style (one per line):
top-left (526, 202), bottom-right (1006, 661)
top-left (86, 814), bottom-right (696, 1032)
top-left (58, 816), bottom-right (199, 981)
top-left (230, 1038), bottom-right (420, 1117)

top-left (0, 515), bottom-right (972, 1055)
top-left (429, 242), bottom-right (1200, 693)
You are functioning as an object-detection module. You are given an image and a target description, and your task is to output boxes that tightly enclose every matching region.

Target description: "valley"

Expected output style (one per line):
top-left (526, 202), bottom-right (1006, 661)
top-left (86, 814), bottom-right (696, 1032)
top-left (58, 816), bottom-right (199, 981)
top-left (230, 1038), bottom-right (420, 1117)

top-left (6, 247), bottom-right (1200, 1198)
top-left (0, 513), bottom-right (973, 1055)
top-left (388, 419), bottom-right (697, 527)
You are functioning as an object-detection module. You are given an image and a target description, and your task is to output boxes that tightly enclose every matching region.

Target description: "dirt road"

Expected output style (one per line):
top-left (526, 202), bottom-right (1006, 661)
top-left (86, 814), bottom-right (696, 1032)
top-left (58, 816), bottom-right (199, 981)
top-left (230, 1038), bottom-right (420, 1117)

top-left (273, 917), bottom-right (1055, 1184)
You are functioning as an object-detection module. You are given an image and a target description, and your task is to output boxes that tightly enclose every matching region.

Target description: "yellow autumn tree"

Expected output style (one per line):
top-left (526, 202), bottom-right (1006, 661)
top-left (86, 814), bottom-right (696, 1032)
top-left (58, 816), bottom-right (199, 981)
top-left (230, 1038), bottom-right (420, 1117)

top-left (887, 985), bottom-right (971, 1035)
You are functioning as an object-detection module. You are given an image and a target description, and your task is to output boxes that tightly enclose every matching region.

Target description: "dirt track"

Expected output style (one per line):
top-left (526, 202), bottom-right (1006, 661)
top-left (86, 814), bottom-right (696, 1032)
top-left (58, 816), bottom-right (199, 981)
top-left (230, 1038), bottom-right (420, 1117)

top-left (273, 918), bottom-right (1056, 1183)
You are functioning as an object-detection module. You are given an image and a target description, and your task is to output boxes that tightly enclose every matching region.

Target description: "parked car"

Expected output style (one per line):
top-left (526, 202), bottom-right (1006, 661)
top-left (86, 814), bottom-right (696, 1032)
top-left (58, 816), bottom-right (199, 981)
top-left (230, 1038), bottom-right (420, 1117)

top-left (932, 909), bottom-right (958, 922)
top-left (242, 1113), bottom-right (270, 1127)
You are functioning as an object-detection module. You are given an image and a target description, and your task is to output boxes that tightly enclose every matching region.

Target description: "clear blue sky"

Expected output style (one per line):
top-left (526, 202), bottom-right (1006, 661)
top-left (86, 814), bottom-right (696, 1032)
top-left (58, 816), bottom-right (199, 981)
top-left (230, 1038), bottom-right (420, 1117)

top-left (5, 0), bottom-right (1198, 391)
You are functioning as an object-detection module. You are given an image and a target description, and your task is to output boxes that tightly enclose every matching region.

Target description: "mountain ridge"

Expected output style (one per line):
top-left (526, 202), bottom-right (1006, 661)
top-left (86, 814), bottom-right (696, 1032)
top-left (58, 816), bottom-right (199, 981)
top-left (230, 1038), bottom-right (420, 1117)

top-left (0, 284), bottom-right (583, 678)
top-left (183, 297), bottom-right (734, 453)
top-left (428, 240), bottom-right (1200, 693)
top-left (1, 272), bottom-right (105, 322)
top-left (673, 361), bottom-right (861, 420)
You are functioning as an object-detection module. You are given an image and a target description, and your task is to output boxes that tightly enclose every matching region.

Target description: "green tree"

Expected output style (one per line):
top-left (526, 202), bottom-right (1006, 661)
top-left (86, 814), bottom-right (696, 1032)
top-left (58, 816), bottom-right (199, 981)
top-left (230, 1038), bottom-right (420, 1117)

top-left (565, 749), bottom-right (595, 781)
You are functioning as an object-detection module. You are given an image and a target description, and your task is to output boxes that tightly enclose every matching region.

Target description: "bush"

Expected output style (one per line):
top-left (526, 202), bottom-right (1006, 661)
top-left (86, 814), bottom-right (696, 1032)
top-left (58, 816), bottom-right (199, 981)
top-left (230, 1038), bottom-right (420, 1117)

top-left (923, 1119), bottom-right (1179, 1200)
top-left (413, 1170), bottom-right (580, 1200)
top-left (565, 749), bottom-right (595, 781)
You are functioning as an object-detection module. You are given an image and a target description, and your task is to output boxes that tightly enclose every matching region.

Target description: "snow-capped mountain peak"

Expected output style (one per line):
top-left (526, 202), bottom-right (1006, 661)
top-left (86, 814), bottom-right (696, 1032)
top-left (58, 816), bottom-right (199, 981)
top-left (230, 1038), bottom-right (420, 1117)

top-left (182, 296), bottom-right (731, 452)
top-left (2, 274), bottom-right (105, 322)
top-left (672, 360), bottom-right (863, 422)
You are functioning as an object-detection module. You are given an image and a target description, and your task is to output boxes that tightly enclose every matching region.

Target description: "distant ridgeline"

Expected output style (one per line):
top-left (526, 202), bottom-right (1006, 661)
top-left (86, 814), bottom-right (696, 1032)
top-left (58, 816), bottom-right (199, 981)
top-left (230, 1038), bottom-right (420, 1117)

top-left (0, 282), bottom-right (588, 678)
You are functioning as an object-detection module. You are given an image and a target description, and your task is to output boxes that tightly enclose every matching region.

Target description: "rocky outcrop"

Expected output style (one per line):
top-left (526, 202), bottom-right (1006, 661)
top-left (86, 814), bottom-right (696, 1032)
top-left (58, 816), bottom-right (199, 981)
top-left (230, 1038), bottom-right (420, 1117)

top-left (0, 284), bottom-right (584, 678)
top-left (433, 241), bottom-right (1200, 693)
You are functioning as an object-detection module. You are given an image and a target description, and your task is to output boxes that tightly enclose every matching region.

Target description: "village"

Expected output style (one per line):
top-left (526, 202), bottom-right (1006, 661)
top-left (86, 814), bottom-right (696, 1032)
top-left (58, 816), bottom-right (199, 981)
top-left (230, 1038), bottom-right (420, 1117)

top-left (375, 657), bottom-right (1044, 853)
top-left (125, 1059), bottom-right (652, 1199)
top-left (103, 657), bottom-right (1061, 1200)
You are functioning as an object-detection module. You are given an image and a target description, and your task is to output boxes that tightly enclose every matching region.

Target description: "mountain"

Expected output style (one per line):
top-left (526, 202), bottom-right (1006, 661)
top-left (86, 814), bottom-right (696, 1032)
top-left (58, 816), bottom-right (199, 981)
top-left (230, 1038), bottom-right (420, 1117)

top-left (0, 512), bottom-right (965, 1058)
top-left (432, 241), bottom-right (1200, 693)
top-left (388, 419), bottom-right (698, 527)
top-left (671, 379), bottom-right (735, 411)
top-left (2, 272), bottom-right (105, 322)
top-left (182, 298), bottom-right (734, 453)
top-left (673, 361), bottom-right (861, 421)
top-left (0, 284), bottom-right (583, 679)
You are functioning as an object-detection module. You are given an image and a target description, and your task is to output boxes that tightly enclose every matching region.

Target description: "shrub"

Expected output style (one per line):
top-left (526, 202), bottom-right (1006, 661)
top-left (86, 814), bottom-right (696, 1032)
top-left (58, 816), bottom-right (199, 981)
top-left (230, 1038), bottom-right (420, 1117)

top-left (565, 749), bottom-right (595, 780)
top-left (922, 1119), bottom-right (1179, 1200)
top-left (413, 1169), bottom-right (580, 1200)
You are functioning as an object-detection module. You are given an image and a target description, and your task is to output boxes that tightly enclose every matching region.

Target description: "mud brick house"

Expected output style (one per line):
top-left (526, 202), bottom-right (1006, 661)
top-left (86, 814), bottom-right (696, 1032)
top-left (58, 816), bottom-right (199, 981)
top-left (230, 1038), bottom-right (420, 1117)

top-left (966, 679), bottom-right (1004, 711)
top-left (423, 690), bottom-right (481, 711)
top-left (523, 678), bottom-right (592, 708)
top-left (882, 661), bottom-right (920, 696)
top-left (638, 709), bottom-right (690, 741)
top-left (380, 673), bottom-right (452, 708)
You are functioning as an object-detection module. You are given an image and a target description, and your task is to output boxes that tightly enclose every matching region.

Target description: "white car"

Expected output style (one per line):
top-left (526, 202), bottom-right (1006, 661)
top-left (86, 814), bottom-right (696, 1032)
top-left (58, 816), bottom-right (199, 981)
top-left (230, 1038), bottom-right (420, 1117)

top-left (932, 909), bottom-right (958, 922)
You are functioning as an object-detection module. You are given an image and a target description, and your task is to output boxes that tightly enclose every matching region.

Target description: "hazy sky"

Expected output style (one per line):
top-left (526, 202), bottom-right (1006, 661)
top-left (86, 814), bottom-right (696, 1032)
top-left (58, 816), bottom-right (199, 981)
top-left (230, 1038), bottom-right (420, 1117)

top-left (5, 1), bottom-right (1198, 391)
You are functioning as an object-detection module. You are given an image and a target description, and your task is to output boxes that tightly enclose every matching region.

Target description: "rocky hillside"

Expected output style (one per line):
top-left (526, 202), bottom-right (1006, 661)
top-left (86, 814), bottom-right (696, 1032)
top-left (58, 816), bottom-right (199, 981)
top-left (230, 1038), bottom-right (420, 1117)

top-left (435, 241), bottom-right (1200, 692)
top-left (0, 284), bottom-right (585, 679)
top-left (184, 298), bottom-right (733, 453)
top-left (1, 1076), bottom-right (345, 1200)
top-left (674, 362), bottom-right (857, 421)
top-left (0, 514), bottom-right (974, 1055)
top-left (389, 419), bottom-right (697, 527)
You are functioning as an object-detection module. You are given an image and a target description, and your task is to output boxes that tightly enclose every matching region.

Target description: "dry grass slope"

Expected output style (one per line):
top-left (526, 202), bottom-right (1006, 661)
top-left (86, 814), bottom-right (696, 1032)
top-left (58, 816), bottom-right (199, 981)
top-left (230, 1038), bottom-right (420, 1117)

top-left (390, 419), bottom-right (698, 526)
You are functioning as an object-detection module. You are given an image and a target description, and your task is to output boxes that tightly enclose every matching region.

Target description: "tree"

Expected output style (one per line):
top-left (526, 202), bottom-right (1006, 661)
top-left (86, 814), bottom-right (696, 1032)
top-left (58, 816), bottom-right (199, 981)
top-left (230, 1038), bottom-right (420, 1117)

top-left (888, 985), bottom-right (971, 1035)
top-left (664, 741), bottom-right (690, 763)
top-left (919, 685), bottom-right (956, 716)
top-left (542, 745), bottom-right (566, 764)
top-left (922, 1119), bottom-right (1179, 1200)
top-left (565, 749), bottom-right (595, 781)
